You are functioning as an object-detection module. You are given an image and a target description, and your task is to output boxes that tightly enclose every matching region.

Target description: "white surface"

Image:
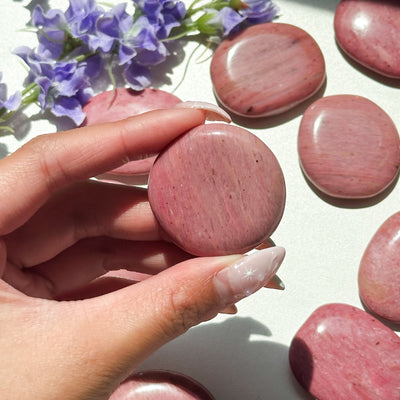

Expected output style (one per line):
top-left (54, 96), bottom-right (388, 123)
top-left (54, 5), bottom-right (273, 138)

top-left (1, 1), bottom-right (399, 399)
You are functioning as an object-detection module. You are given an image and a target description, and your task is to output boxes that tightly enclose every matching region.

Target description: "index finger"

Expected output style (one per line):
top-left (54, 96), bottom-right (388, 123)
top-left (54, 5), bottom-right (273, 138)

top-left (0, 108), bottom-right (205, 235)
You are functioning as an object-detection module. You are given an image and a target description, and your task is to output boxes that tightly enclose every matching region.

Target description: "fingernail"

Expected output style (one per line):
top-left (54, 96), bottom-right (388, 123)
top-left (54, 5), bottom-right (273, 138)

top-left (174, 101), bottom-right (232, 122)
top-left (214, 247), bottom-right (286, 305)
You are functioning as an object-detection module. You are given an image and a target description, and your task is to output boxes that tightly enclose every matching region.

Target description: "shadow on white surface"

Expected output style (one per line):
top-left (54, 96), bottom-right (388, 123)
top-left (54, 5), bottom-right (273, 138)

top-left (137, 316), bottom-right (314, 400)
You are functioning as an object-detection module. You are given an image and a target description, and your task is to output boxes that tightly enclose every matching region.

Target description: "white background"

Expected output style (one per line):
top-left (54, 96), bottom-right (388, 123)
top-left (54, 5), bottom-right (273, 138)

top-left (1, 0), bottom-right (399, 399)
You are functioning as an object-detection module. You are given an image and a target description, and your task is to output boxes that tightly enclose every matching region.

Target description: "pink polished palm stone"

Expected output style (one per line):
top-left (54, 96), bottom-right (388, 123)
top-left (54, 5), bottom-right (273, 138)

top-left (359, 211), bottom-right (400, 323)
top-left (148, 123), bottom-right (286, 256)
top-left (210, 23), bottom-right (326, 118)
top-left (82, 88), bottom-right (181, 176)
top-left (109, 370), bottom-right (215, 400)
top-left (289, 303), bottom-right (400, 400)
top-left (335, 0), bottom-right (400, 79)
top-left (298, 95), bottom-right (400, 199)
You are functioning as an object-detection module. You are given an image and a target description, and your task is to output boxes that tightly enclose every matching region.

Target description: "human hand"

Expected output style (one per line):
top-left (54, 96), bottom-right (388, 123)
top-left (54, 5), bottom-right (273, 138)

top-left (0, 108), bottom-right (285, 399)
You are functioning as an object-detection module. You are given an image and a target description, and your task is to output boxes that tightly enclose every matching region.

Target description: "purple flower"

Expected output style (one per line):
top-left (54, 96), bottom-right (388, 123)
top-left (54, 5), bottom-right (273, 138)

top-left (239, 0), bottom-right (279, 24)
top-left (132, 0), bottom-right (186, 39)
top-left (129, 15), bottom-right (169, 66)
top-left (0, 73), bottom-right (22, 112)
top-left (90, 3), bottom-right (133, 52)
top-left (14, 46), bottom-right (100, 125)
top-left (123, 62), bottom-right (152, 90)
top-left (206, 7), bottom-right (245, 37)
top-left (198, 0), bottom-right (278, 38)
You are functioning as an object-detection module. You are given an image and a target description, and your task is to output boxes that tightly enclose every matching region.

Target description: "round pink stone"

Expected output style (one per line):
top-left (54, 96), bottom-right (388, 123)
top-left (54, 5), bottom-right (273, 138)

top-left (210, 23), bottom-right (326, 118)
top-left (298, 95), bottom-right (400, 199)
top-left (82, 88), bottom-right (181, 175)
top-left (289, 303), bottom-right (400, 400)
top-left (334, 0), bottom-right (400, 79)
top-left (148, 123), bottom-right (286, 256)
top-left (359, 212), bottom-right (400, 323)
top-left (109, 370), bottom-right (215, 400)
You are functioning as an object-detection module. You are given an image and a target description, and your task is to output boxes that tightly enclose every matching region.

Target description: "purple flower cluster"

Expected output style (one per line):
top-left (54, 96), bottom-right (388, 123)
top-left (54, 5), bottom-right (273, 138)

top-left (5, 0), bottom-right (279, 127)
top-left (15, 0), bottom-right (186, 124)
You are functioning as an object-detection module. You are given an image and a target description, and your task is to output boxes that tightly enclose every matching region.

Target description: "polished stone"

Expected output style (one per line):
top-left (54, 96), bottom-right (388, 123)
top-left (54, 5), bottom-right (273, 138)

top-left (359, 212), bottom-right (400, 323)
top-left (335, 0), bottom-right (400, 78)
top-left (289, 303), bottom-right (400, 400)
top-left (148, 123), bottom-right (286, 256)
top-left (210, 23), bottom-right (325, 118)
top-left (109, 370), bottom-right (215, 400)
top-left (298, 95), bottom-right (400, 198)
top-left (82, 88), bottom-right (181, 175)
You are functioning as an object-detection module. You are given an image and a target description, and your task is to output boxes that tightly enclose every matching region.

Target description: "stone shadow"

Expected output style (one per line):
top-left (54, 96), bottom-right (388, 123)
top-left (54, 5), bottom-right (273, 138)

top-left (137, 316), bottom-right (313, 400)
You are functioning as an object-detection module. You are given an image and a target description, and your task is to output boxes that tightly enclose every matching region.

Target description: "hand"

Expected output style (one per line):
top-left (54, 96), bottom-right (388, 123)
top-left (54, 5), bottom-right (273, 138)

top-left (0, 108), bottom-right (285, 399)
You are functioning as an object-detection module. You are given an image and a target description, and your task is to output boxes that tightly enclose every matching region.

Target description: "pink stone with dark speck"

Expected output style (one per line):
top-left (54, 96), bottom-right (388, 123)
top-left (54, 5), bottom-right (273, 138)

top-left (289, 303), bottom-right (400, 400)
top-left (298, 95), bottom-right (400, 199)
top-left (359, 211), bottom-right (400, 323)
top-left (148, 123), bottom-right (286, 256)
top-left (334, 0), bottom-right (400, 79)
top-left (210, 23), bottom-right (326, 118)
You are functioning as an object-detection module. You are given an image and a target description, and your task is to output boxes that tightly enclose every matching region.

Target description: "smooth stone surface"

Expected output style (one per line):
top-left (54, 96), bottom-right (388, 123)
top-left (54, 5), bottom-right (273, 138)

top-left (359, 212), bottom-right (400, 323)
top-left (289, 303), bottom-right (400, 400)
top-left (82, 88), bottom-right (181, 175)
top-left (298, 95), bottom-right (400, 199)
top-left (109, 370), bottom-right (215, 400)
top-left (210, 23), bottom-right (325, 118)
top-left (148, 123), bottom-right (286, 256)
top-left (335, 0), bottom-right (400, 79)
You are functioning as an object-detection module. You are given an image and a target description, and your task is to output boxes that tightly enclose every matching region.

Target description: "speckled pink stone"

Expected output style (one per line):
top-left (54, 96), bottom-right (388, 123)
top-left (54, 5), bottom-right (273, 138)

top-left (109, 371), bottom-right (215, 400)
top-left (359, 212), bottom-right (400, 323)
top-left (335, 0), bottom-right (400, 78)
top-left (148, 123), bottom-right (286, 256)
top-left (210, 23), bottom-right (325, 118)
top-left (298, 95), bottom-right (400, 199)
top-left (289, 303), bottom-right (400, 400)
top-left (82, 88), bottom-right (181, 175)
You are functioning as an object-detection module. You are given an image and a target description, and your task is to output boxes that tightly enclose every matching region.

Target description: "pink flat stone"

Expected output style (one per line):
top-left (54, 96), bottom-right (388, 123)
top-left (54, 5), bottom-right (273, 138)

top-left (334, 0), bottom-right (400, 79)
top-left (210, 23), bottom-right (326, 118)
top-left (359, 212), bottom-right (400, 323)
top-left (148, 123), bottom-right (286, 256)
top-left (109, 370), bottom-right (215, 400)
top-left (289, 303), bottom-right (400, 400)
top-left (82, 88), bottom-right (181, 176)
top-left (298, 95), bottom-right (400, 199)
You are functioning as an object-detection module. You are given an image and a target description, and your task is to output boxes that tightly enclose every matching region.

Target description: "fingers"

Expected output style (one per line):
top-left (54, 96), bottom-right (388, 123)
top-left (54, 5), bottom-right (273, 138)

top-left (4, 181), bottom-right (162, 267)
top-left (0, 108), bottom-right (205, 235)
top-left (61, 247), bottom-right (285, 391)
top-left (3, 238), bottom-right (192, 299)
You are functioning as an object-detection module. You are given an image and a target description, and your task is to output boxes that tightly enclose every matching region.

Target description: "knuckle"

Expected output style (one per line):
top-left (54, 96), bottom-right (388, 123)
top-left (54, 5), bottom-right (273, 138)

top-left (159, 287), bottom-right (208, 339)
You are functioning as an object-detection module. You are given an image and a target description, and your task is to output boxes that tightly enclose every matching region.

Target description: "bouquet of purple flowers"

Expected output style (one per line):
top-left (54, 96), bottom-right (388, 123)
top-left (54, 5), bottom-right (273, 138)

top-left (0, 0), bottom-right (278, 128)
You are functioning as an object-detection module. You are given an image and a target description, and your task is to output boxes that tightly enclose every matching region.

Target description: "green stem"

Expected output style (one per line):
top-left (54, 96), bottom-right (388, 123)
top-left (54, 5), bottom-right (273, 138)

top-left (186, 1), bottom-right (230, 17)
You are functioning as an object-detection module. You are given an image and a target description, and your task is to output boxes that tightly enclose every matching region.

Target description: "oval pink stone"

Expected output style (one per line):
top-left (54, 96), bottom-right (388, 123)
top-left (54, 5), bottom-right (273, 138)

top-left (289, 303), bottom-right (400, 400)
top-left (210, 23), bottom-right (326, 118)
top-left (334, 0), bottom-right (400, 79)
top-left (82, 88), bottom-right (181, 175)
top-left (298, 95), bottom-right (400, 199)
top-left (359, 212), bottom-right (400, 323)
top-left (109, 370), bottom-right (215, 400)
top-left (148, 123), bottom-right (286, 256)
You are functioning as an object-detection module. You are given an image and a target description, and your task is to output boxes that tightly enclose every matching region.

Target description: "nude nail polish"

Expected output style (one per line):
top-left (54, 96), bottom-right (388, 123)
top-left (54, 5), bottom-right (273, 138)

top-left (214, 247), bottom-right (286, 305)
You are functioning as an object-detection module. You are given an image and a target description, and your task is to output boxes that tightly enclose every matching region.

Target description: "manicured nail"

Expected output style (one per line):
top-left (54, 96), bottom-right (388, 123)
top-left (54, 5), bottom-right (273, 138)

top-left (214, 247), bottom-right (286, 305)
top-left (174, 101), bottom-right (232, 122)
